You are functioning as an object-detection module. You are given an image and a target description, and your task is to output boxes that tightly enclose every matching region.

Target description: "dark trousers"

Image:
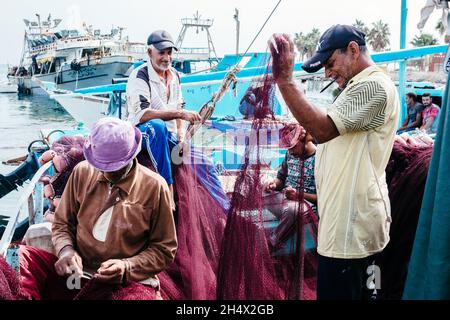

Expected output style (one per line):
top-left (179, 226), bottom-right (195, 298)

top-left (317, 254), bottom-right (380, 300)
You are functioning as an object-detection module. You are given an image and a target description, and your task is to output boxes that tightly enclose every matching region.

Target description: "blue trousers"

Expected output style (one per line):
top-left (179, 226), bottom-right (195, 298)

top-left (137, 119), bottom-right (230, 212)
top-left (137, 119), bottom-right (177, 185)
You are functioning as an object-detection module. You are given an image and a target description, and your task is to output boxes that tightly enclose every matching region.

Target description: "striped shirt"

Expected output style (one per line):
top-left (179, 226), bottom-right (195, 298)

top-left (125, 61), bottom-right (183, 134)
top-left (277, 153), bottom-right (317, 213)
top-left (316, 65), bottom-right (399, 259)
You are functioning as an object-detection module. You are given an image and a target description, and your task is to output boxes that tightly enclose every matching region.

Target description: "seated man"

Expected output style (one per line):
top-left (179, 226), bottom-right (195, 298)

top-left (125, 30), bottom-right (201, 205)
top-left (397, 92), bottom-right (424, 133)
top-left (264, 126), bottom-right (317, 250)
top-left (420, 92), bottom-right (440, 134)
top-left (18, 118), bottom-right (177, 300)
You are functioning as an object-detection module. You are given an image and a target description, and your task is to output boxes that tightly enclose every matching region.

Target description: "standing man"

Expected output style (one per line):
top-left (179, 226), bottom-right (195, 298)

top-left (269, 25), bottom-right (399, 300)
top-left (419, 92), bottom-right (440, 134)
top-left (125, 30), bottom-right (201, 203)
top-left (397, 92), bottom-right (424, 133)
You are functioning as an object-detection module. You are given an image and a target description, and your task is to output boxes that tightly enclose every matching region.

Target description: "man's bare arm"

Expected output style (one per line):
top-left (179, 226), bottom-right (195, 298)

top-left (270, 34), bottom-right (339, 144)
top-left (139, 108), bottom-right (183, 123)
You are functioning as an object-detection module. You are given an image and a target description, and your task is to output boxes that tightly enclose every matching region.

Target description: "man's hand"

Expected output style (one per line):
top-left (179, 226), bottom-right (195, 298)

top-left (284, 186), bottom-right (299, 201)
top-left (265, 180), bottom-right (278, 193)
top-left (54, 246), bottom-right (83, 277)
top-left (181, 110), bottom-right (202, 124)
top-left (95, 259), bottom-right (127, 284)
top-left (177, 130), bottom-right (185, 144)
top-left (268, 33), bottom-right (296, 85)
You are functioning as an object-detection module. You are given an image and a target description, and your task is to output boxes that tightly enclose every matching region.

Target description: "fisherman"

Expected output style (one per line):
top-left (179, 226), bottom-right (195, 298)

top-left (239, 86), bottom-right (257, 119)
top-left (18, 117), bottom-right (177, 300)
top-left (419, 92), bottom-right (440, 134)
top-left (125, 30), bottom-right (201, 207)
top-left (264, 126), bottom-right (317, 250)
top-left (269, 25), bottom-right (399, 300)
top-left (397, 92), bottom-right (424, 134)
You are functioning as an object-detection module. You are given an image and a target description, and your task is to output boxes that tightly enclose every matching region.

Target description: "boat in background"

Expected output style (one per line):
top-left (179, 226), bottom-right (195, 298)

top-left (45, 44), bottom-right (448, 130)
top-left (0, 81), bottom-right (18, 93)
top-left (7, 14), bottom-right (146, 96)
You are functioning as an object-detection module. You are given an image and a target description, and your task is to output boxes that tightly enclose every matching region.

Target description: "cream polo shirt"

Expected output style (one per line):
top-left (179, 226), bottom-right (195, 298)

top-left (315, 65), bottom-right (399, 259)
top-left (125, 61), bottom-right (183, 134)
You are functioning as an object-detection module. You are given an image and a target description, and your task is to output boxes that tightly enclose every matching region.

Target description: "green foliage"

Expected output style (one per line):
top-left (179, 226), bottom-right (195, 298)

top-left (411, 33), bottom-right (438, 47)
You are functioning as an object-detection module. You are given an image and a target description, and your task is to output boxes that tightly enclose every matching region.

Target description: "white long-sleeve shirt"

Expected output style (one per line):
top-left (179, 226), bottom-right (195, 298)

top-left (125, 61), bottom-right (183, 134)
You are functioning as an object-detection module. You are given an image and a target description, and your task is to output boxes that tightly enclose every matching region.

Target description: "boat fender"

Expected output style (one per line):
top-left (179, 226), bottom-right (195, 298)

top-left (38, 150), bottom-right (56, 165)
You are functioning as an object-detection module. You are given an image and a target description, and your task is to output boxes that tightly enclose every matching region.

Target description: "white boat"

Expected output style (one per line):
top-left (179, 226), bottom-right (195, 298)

top-left (0, 81), bottom-right (18, 93)
top-left (7, 14), bottom-right (146, 95)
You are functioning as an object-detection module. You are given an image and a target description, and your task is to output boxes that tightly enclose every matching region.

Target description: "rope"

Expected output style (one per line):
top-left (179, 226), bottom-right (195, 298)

top-left (236, 0), bottom-right (282, 66)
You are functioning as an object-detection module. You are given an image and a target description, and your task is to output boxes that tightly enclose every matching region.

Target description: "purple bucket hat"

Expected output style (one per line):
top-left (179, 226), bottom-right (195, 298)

top-left (83, 117), bottom-right (142, 172)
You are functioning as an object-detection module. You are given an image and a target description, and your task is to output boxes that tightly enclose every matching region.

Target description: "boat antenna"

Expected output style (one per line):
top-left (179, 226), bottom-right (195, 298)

top-left (236, 0), bottom-right (282, 66)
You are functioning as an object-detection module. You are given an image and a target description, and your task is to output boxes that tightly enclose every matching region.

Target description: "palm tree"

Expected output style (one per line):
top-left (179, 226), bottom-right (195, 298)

top-left (294, 28), bottom-right (321, 61)
top-left (294, 32), bottom-right (308, 61)
top-left (304, 28), bottom-right (321, 59)
top-left (410, 33), bottom-right (439, 71)
top-left (367, 20), bottom-right (391, 52)
top-left (411, 33), bottom-right (438, 47)
top-left (352, 19), bottom-right (369, 36)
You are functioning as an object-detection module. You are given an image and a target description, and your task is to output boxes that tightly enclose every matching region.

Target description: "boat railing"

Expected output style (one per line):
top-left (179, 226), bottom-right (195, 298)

top-left (0, 161), bottom-right (53, 258)
top-left (29, 43), bottom-right (57, 55)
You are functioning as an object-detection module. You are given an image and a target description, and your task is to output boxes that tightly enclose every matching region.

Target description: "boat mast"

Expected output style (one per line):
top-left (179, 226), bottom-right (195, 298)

top-left (399, 0), bottom-right (407, 127)
top-left (234, 8), bottom-right (240, 55)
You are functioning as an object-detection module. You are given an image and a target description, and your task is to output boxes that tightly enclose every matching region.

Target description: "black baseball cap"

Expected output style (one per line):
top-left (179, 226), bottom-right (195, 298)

top-left (147, 30), bottom-right (178, 51)
top-left (302, 24), bottom-right (366, 73)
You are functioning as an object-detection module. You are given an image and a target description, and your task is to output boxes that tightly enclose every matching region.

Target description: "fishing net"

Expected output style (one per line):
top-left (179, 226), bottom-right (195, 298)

top-left (377, 139), bottom-right (434, 299)
top-left (159, 149), bottom-right (228, 300)
top-left (0, 255), bottom-right (21, 300)
top-left (216, 43), bottom-right (318, 300)
top-left (132, 45), bottom-right (318, 300)
top-left (74, 278), bottom-right (159, 300)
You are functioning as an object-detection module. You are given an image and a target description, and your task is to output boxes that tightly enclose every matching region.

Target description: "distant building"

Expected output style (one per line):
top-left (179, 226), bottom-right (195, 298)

top-left (429, 53), bottom-right (446, 72)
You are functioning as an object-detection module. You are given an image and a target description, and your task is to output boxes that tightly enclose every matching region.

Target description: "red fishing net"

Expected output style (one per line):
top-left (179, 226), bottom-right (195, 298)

top-left (0, 256), bottom-right (21, 300)
top-left (377, 140), bottom-right (434, 299)
top-left (216, 49), bottom-right (318, 300)
top-left (160, 160), bottom-right (227, 300)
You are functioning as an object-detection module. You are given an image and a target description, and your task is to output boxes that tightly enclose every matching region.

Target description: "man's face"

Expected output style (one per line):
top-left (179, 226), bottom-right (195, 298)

top-left (422, 96), bottom-right (432, 107)
top-left (323, 45), bottom-right (355, 89)
top-left (405, 96), bottom-right (412, 106)
top-left (102, 162), bottom-right (132, 184)
top-left (288, 133), bottom-right (313, 158)
top-left (148, 47), bottom-right (173, 72)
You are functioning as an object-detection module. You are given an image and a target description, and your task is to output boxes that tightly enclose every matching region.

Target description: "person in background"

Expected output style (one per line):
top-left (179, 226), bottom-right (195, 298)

top-left (419, 92), bottom-right (440, 134)
top-left (264, 126), bottom-right (317, 250)
top-left (397, 92), bottom-right (424, 133)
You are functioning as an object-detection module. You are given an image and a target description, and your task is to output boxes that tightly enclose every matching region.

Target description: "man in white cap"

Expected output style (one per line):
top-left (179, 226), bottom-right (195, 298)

top-left (6, 117), bottom-right (178, 300)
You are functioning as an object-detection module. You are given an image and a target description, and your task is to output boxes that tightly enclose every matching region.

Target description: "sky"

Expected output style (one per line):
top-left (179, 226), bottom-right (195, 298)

top-left (0, 0), bottom-right (445, 65)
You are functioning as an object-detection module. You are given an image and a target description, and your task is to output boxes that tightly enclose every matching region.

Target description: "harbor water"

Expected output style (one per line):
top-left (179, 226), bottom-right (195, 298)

top-left (0, 65), bottom-right (77, 218)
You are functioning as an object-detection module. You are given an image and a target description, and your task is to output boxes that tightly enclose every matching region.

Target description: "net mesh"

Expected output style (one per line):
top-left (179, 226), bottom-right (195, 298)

top-left (215, 48), bottom-right (318, 300)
